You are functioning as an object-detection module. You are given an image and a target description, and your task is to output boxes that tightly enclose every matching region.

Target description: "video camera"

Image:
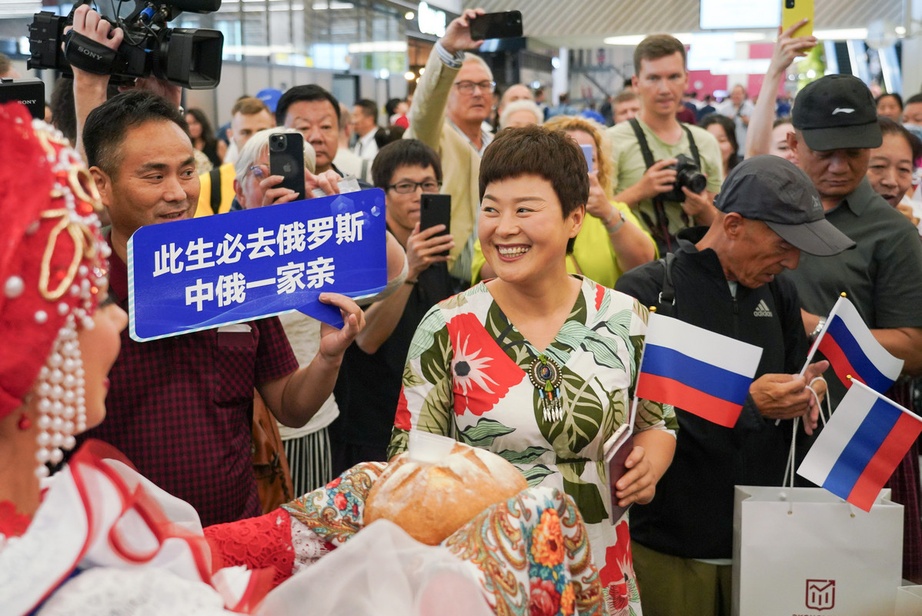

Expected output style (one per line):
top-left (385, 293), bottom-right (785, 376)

top-left (27, 0), bottom-right (224, 90)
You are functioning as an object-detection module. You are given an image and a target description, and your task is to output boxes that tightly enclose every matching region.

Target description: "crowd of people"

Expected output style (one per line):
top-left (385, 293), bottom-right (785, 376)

top-left (2, 5), bottom-right (921, 616)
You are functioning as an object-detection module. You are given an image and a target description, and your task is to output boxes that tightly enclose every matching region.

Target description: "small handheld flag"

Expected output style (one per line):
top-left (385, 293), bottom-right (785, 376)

top-left (797, 378), bottom-right (922, 511)
top-left (635, 312), bottom-right (762, 428)
top-left (807, 296), bottom-right (903, 393)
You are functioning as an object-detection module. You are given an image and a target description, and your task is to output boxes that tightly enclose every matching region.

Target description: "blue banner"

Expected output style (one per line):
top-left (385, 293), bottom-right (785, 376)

top-left (128, 188), bottom-right (387, 342)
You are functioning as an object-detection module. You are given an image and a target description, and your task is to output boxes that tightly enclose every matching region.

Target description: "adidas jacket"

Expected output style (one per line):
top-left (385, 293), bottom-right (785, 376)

top-left (615, 226), bottom-right (810, 559)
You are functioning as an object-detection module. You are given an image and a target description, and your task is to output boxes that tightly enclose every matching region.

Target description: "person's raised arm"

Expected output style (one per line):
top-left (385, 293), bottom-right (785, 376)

top-left (746, 21), bottom-right (816, 157)
top-left (70, 5), bottom-right (121, 159)
top-left (405, 8), bottom-right (483, 148)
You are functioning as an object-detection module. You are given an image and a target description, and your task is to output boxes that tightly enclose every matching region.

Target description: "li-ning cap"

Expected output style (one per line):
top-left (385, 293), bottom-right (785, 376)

top-left (715, 156), bottom-right (855, 256)
top-left (792, 74), bottom-right (882, 151)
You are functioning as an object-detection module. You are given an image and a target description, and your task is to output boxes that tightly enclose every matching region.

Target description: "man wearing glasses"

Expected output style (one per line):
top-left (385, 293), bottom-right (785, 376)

top-left (329, 139), bottom-right (455, 473)
top-left (405, 8), bottom-right (496, 290)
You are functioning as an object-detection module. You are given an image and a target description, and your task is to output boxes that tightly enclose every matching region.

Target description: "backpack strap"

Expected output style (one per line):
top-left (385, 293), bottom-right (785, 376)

top-left (655, 252), bottom-right (677, 317)
top-left (209, 167), bottom-right (222, 214)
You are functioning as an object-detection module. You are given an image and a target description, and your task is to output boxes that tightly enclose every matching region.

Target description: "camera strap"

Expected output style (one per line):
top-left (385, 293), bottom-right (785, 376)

top-left (627, 118), bottom-right (700, 253)
top-left (63, 30), bottom-right (121, 76)
top-left (627, 118), bottom-right (702, 178)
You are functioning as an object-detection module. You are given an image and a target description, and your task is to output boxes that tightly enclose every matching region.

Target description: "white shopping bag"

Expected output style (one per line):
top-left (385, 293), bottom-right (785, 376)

top-left (733, 486), bottom-right (903, 616)
top-left (895, 586), bottom-right (922, 616)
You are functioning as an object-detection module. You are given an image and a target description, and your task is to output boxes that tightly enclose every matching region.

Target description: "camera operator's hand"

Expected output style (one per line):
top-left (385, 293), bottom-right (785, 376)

top-left (69, 5), bottom-right (123, 58)
top-left (617, 159), bottom-right (677, 206)
top-left (131, 77), bottom-right (182, 109)
top-left (406, 223), bottom-right (454, 281)
top-left (680, 186), bottom-right (717, 225)
top-left (70, 5), bottom-right (123, 160)
top-left (440, 8), bottom-right (485, 54)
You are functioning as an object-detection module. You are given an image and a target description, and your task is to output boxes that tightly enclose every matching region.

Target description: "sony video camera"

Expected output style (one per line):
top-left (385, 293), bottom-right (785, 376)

top-left (27, 0), bottom-right (224, 90)
top-left (661, 153), bottom-right (707, 202)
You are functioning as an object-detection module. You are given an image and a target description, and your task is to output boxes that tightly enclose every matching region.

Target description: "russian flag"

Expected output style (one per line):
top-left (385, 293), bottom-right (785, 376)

top-left (797, 379), bottom-right (922, 511)
top-left (814, 296), bottom-right (903, 393)
top-left (635, 312), bottom-right (763, 428)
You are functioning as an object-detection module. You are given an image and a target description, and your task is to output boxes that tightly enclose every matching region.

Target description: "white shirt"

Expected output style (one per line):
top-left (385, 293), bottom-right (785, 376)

top-left (353, 129), bottom-right (379, 160)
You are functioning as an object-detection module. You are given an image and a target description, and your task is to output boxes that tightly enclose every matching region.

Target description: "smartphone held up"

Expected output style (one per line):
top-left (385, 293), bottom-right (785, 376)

top-left (420, 193), bottom-right (452, 257)
top-left (269, 132), bottom-right (306, 200)
top-left (470, 10), bottom-right (523, 40)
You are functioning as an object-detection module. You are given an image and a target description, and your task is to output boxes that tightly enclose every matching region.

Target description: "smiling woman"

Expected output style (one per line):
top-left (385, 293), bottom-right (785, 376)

top-left (387, 125), bottom-right (678, 615)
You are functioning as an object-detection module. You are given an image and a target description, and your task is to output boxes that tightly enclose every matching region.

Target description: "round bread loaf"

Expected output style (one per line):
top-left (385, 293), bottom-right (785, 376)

top-left (364, 441), bottom-right (528, 545)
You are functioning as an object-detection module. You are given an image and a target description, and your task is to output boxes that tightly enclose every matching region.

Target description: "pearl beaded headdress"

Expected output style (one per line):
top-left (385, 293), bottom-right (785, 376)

top-left (0, 103), bottom-right (108, 476)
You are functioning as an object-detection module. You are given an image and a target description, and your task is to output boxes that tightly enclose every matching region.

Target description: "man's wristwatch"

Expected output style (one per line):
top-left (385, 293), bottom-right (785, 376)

top-left (809, 317), bottom-right (827, 342)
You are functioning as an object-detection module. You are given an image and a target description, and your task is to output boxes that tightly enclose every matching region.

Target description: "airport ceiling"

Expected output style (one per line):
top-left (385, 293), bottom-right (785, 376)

top-left (465, 0), bottom-right (908, 49)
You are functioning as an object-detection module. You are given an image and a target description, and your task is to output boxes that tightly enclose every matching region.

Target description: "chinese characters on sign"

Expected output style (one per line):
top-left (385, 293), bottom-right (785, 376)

top-left (128, 189), bottom-right (387, 341)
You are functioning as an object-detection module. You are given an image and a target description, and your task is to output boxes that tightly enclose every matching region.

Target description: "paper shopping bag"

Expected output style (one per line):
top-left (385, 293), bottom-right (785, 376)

top-left (733, 486), bottom-right (903, 616)
top-left (895, 585), bottom-right (922, 616)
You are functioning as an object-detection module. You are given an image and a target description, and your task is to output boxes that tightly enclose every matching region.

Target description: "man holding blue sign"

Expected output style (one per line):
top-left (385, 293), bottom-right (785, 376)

top-left (70, 8), bottom-right (366, 525)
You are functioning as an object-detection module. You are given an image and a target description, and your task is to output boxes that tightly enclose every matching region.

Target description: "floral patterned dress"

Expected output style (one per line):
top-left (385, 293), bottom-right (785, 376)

top-left (388, 277), bottom-right (677, 616)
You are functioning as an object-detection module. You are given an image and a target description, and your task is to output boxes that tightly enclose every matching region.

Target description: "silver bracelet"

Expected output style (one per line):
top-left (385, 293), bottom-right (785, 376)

top-left (604, 208), bottom-right (625, 234)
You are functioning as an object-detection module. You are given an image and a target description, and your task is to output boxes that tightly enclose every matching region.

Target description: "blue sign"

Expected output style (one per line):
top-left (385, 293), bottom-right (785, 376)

top-left (128, 189), bottom-right (387, 342)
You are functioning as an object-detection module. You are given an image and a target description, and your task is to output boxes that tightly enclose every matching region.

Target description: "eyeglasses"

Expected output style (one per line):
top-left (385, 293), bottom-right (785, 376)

top-left (454, 80), bottom-right (496, 95)
top-left (246, 164), bottom-right (269, 179)
top-left (386, 180), bottom-right (442, 194)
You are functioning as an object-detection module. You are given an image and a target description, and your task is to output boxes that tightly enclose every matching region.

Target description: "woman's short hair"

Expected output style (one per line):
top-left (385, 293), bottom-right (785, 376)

top-left (480, 125), bottom-right (588, 220)
top-left (498, 99), bottom-right (543, 130)
top-left (879, 116), bottom-right (922, 164)
top-left (699, 112), bottom-right (740, 171)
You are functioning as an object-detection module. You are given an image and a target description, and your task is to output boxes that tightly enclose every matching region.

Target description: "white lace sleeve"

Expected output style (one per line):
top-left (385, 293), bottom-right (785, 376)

top-left (289, 516), bottom-right (333, 575)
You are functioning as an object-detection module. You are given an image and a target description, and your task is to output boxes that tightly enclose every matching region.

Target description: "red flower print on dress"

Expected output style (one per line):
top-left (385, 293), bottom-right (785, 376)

top-left (445, 313), bottom-right (524, 417)
top-left (595, 283), bottom-right (605, 311)
top-left (528, 577), bottom-right (561, 616)
top-left (333, 492), bottom-right (347, 511)
top-left (394, 387), bottom-right (411, 430)
top-left (599, 519), bottom-right (634, 611)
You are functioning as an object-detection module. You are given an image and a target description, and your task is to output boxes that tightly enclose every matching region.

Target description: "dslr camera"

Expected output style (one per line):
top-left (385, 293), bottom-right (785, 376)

top-left (27, 0), bottom-right (223, 89)
top-left (660, 153), bottom-right (707, 202)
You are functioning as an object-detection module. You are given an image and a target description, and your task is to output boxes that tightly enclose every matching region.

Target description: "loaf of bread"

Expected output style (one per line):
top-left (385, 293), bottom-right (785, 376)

top-left (364, 440), bottom-right (528, 545)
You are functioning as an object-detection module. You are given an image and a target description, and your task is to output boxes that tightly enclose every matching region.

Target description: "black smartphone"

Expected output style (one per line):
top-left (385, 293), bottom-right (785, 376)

top-left (420, 193), bottom-right (451, 256)
top-left (470, 10), bottom-right (523, 41)
top-left (268, 132), bottom-right (306, 199)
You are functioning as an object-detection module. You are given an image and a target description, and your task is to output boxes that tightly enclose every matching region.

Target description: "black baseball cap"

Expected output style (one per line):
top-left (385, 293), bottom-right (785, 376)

top-left (715, 156), bottom-right (855, 256)
top-left (792, 74), bottom-right (882, 151)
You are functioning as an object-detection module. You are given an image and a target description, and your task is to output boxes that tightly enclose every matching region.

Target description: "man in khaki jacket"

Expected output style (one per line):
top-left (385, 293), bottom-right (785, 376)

top-left (406, 8), bottom-right (494, 289)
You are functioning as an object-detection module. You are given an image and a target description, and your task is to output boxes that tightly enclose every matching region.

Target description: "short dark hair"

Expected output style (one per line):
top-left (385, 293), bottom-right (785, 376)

top-left (479, 125), bottom-right (588, 252)
top-left (904, 93), bottom-right (922, 107)
top-left (879, 116), bottom-right (922, 162)
top-left (876, 92), bottom-right (903, 110)
top-left (83, 91), bottom-right (187, 176)
top-left (374, 125), bottom-right (406, 150)
top-left (275, 85), bottom-right (340, 128)
top-left (385, 97), bottom-right (404, 117)
top-left (354, 98), bottom-right (378, 124)
top-left (231, 96), bottom-right (271, 117)
top-left (371, 138), bottom-right (442, 189)
top-left (634, 34), bottom-right (686, 75)
top-left (699, 112), bottom-right (740, 170)
top-left (50, 77), bottom-right (120, 145)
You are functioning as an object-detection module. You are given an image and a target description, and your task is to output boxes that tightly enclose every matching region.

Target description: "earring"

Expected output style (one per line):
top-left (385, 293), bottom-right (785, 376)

top-left (17, 415), bottom-right (32, 431)
top-left (32, 313), bottom-right (84, 478)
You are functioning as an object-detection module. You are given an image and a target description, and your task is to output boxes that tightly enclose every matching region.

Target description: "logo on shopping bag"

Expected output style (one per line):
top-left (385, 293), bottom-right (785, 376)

top-left (805, 579), bottom-right (835, 610)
